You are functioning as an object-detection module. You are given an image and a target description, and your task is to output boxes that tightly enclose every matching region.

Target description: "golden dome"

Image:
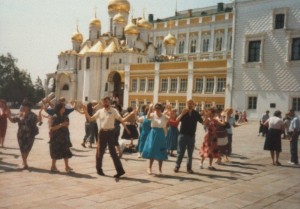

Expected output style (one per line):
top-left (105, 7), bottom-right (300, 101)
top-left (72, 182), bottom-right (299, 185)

top-left (124, 21), bottom-right (140, 35)
top-left (163, 32), bottom-right (177, 46)
top-left (71, 30), bottom-right (83, 42)
top-left (108, 0), bottom-right (130, 13)
top-left (137, 17), bottom-right (152, 30)
top-left (89, 17), bottom-right (101, 28)
top-left (113, 13), bottom-right (126, 24)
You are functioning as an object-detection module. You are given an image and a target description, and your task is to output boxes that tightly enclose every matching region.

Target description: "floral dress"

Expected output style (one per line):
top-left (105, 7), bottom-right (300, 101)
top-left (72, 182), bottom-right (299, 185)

top-left (49, 115), bottom-right (72, 160)
top-left (11, 112), bottom-right (38, 154)
top-left (200, 118), bottom-right (220, 159)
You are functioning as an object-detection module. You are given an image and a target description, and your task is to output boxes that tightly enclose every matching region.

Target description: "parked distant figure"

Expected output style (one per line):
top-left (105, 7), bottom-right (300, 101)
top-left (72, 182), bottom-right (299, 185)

top-left (282, 112), bottom-right (291, 139)
top-left (234, 110), bottom-right (239, 122)
top-left (259, 110), bottom-right (270, 136)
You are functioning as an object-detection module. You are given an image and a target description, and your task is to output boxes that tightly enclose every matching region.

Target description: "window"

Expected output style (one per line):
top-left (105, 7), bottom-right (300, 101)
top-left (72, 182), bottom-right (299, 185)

top-left (216, 104), bottom-right (224, 110)
top-left (160, 79), bottom-right (168, 92)
top-left (62, 84), bottom-right (69, 90)
top-left (86, 57), bottom-right (90, 69)
top-left (79, 59), bottom-right (82, 70)
top-left (205, 103), bottom-right (211, 109)
top-left (248, 96), bottom-right (257, 110)
top-left (202, 39), bottom-right (209, 52)
top-left (292, 97), bottom-right (300, 111)
top-left (148, 79), bottom-right (154, 92)
top-left (106, 57), bottom-right (109, 69)
top-left (291, 38), bottom-right (300, 61)
top-left (194, 78), bottom-right (203, 93)
top-left (130, 100), bottom-right (136, 108)
top-left (205, 78), bottom-right (214, 93)
top-left (216, 78), bottom-right (226, 93)
top-left (179, 41), bottom-right (185, 54)
top-left (178, 103), bottom-right (186, 113)
top-left (215, 37), bottom-right (222, 51)
top-left (248, 40), bottom-right (261, 62)
top-left (157, 43), bottom-right (162, 54)
top-left (190, 40), bottom-right (196, 53)
top-left (275, 14), bottom-right (285, 29)
top-left (131, 79), bottom-right (137, 92)
top-left (119, 58), bottom-right (122, 64)
top-left (65, 60), bottom-right (68, 65)
top-left (179, 78), bottom-right (187, 92)
top-left (229, 36), bottom-right (232, 51)
top-left (170, 79), bottom-right (177, 92)
top-left (139, 79), bottom-right (145, 91)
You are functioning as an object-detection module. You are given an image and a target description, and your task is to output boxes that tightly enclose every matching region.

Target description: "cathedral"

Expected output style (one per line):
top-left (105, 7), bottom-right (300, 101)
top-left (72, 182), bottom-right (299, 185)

top-left (46, 0), bottom-right (234, 111)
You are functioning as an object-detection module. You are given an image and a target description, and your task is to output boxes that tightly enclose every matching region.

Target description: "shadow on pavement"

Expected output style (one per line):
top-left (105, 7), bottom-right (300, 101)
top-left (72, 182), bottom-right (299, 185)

top-left (229, 154), bottom-right (249, 160)
top-left (218, 163), bottom-right (258, 170)
top-left (70, 148), bottom-right (93, 152)
top-left (0, 152), bottom-right (19, 158)
top-left (193, 171), bottom-right (238, 180)
top-left (27, 167), bottom-right (97, 179)
top-left (230, 161), bottom-right (264, 167)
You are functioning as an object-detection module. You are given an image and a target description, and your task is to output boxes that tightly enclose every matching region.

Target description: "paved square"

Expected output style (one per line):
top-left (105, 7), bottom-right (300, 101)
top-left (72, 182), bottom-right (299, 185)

top-left (0, 110), bottom-right (299, 209)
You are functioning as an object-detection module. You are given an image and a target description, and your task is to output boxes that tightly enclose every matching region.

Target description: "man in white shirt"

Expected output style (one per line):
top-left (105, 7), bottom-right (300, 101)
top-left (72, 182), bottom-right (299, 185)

top-left (288, 109), bottom-right (299, 165)
top-left (84, 97), bottom-right (129, 178)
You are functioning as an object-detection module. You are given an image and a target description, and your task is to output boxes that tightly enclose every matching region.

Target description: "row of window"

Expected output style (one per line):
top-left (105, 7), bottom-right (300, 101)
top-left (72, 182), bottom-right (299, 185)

top-left (247, 37), bottom-right (300, 63)
top-left (157, 36), bottom-right (232, 55)
top-left (248, 97), bottom-right (300, 111)
top-left (130, 77), bottom-right (226, 93)
top-left (129, 100), bottom-right (224, 113)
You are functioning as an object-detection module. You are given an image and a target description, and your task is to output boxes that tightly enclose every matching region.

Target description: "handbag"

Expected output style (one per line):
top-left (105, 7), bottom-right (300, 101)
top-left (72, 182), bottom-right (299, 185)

top-left (217, 137), bottom-right (228, 146)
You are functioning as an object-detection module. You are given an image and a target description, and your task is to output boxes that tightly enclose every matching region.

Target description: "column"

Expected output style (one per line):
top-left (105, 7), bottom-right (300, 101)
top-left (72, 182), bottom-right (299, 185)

top-left (209, 28), bottom-right (215, 52)
top-left (167, 77), bottom-right (171, 93)
top-left (187, 61), bottom-right (193, 100)
top-left (176, 77), bottom-right (180, 93)
top-left (196, 32), bottom-right (202, 53)
top-left (123, 64), bottom-right (130, 109)
top-left (153, 63), bottom-right (160, 104)
top-left (213, 76), bottom-right (217, 94)
top-left (184, 34), bottom-right (189, 54)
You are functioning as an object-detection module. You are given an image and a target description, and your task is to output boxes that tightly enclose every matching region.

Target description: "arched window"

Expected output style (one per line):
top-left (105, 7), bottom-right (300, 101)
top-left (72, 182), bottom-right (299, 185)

top-left (106, 57), bottom-right (109, 69)
top-left (179, 41), bottom-right (185, 54)
top-left (157, 43), bottom-right (162, 54)
top-left (190, 40), bottom-right (196, 53)
top-left (86, 57), bottom-right (90, 69)
top-left (62, 84), bottom-right (69, 90)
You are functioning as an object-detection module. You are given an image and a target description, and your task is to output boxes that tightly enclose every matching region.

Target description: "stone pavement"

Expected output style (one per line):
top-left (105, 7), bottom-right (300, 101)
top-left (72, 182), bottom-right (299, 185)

top-left (0, 110), bottom-right (299, 209)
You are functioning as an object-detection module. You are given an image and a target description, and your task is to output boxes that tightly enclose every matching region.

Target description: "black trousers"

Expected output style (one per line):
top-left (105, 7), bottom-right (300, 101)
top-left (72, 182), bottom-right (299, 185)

top-left (96, 130), bottom-right (124, 174)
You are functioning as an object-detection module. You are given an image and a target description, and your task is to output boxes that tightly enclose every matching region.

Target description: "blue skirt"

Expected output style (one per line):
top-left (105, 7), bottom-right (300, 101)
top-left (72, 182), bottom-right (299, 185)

top-left (142, 128), bottom-right (168, 160)
top-left (166, 126), bottom-right (179, 151)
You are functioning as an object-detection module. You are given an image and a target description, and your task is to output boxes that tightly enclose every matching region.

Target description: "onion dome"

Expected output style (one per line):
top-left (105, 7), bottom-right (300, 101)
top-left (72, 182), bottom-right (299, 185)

top-left (113, 13), bottom-right (126, 24)
top-left (89, 16), bottom-right (101, 28)
top-left (137, 17), bottom-right (152, 30)
top-left (124, 21), bottom-right (140, 35)
top-left (108, 0), bottom-right (130, 13)
top-left (71, 29), bottom-right (83, 42)
top-left (163, 32), bottom-right (176, 46)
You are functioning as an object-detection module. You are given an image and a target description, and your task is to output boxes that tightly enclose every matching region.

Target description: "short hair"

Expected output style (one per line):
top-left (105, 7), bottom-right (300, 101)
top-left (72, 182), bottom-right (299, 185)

top-left (127, 106), bottom-right (133, 113)
top-left (273, 110), bottom-right (281, 117)
top-left (22, 101), bottom-right (32, 109)
top-left (154, 103), bottom-right (163, 111)
top-left (54, 103), bottom-right (64, 116)
top-left (102, 96), bottom-right (110, 102)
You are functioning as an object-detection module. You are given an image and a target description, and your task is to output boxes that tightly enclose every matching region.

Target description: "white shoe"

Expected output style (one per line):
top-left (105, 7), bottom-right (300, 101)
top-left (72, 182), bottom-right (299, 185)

top-left (200, 164), bottom-right (204, 169)
top-left (287, 161), bottom-right (295, 165)
top-left (137, 153), bottom-right (141, 158)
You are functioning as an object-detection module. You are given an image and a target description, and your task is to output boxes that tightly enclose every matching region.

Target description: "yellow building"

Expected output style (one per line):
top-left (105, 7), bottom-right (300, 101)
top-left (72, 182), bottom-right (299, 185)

top-left (124, 60), bottom-right (228, 112)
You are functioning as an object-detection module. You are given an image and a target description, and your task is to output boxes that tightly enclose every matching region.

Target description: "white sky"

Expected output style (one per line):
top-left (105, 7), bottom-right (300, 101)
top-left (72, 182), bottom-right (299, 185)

top-left (0, 0), bottom-right (232, 82)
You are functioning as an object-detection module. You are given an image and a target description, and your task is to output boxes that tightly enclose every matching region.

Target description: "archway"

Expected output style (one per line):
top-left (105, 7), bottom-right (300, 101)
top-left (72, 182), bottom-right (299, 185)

top-left (107, 71), bottom-right (124, 105)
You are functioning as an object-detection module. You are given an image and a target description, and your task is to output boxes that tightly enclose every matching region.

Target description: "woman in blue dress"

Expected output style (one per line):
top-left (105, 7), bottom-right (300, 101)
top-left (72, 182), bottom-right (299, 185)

top-left (137, 105), bottom-right (151, 158)
top-left (166, 109), bottom-right (179, 157)
top-left (142, 103), bottom-right (168, 175)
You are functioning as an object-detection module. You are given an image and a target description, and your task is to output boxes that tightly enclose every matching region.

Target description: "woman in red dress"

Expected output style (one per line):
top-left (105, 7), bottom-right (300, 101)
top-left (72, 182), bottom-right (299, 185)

top-left (199, 108), bottom-right (220, 170)
top-left (0, 99), bottom-right (9, 148)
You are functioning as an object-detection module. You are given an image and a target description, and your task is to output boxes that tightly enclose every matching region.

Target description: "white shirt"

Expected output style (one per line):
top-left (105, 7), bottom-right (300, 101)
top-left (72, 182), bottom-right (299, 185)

top-left (149, 113), bottom-right (168, 128)
top-left (267, 116), bottom-right (284, 130)
top-left (93, 107), bottom-right (121, 129)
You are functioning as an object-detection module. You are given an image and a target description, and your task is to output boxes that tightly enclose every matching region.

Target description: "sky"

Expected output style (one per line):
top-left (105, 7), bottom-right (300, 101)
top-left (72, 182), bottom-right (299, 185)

top-left (0, 0), bottom-right (232, 83)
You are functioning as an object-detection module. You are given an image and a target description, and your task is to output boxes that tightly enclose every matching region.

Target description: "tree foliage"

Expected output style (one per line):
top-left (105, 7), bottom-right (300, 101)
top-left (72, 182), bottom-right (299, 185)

top-left (0, 53), bottom-right (45, 106)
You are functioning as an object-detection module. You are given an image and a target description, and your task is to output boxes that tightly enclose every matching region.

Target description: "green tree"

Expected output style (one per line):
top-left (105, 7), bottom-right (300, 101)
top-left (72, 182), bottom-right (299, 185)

top-left (0, 53), bottom-right (37, 105)
top-left (34, 76), bottom-right (45, 103)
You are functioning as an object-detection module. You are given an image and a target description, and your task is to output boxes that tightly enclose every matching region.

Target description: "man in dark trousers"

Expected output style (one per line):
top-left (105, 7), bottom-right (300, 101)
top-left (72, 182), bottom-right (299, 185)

top-left (174, 99), bottom-right (203, 173)
top-left (83, 97), bottom-right (129, 178)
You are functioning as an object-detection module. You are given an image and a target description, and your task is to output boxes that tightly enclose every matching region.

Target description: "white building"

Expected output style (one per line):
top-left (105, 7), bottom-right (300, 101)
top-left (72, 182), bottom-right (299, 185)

top-left (227, 0), bottom-right (300, 119)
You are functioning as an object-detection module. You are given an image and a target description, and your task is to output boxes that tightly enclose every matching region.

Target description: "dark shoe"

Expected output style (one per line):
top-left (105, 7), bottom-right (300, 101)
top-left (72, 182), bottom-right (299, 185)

top-left (81, 143), bottom-right (86, 148)
top-left (114, 171), bottom-right (125, 178)
top-left (97, 170), bottom-right (105, 176)
top-left (173, 167), bottom-right (179, 173)
top-left (187, 169), bottom-right (194, 174)
top-left (208, 166), bottom-right (216, 170)
top-left (275, 161), bottom-right (281, 166)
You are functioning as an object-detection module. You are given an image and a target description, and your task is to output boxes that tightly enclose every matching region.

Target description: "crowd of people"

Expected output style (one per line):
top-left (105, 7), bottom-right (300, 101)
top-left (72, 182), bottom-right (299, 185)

top-left (0, 96), bottom-right (299, 179)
